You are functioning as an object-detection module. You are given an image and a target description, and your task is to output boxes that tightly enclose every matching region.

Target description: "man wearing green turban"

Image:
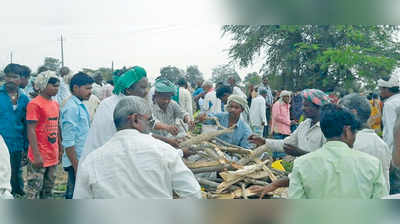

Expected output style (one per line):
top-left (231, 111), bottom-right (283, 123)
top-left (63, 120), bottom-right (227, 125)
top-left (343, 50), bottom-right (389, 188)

top-left (152, 78), bottom-right (195, 137)
top-left (81, 67), bottom-right (184, 161)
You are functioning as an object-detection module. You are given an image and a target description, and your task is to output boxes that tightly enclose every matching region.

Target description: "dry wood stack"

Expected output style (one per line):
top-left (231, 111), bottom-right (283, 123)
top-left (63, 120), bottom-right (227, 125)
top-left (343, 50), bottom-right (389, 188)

top-left (179, 121), bottom-right (289, 199)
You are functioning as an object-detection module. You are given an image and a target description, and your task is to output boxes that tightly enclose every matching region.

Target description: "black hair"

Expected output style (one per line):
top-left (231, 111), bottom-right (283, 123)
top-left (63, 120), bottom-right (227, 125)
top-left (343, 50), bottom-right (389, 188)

top-left (320, 104), bottom-right (361, 139)
top-left (4, 63), bottom-right (22, 75)
top-left (367, 93), bottom-right (373, 100)
top-left (177, 78), bottom-right (187, 87)
top-left (372, 93), bottom-right (378, 99)
top-left (19, 65), bottom-right (31, 78)
top-left (388, 86), bottom-right (400, 94)
top-left (69, 72), bottom-right (94, 92)
top-left (216, 85), bottom-right (233, 99)
top-left (48, 77), bottom-right (60, 85)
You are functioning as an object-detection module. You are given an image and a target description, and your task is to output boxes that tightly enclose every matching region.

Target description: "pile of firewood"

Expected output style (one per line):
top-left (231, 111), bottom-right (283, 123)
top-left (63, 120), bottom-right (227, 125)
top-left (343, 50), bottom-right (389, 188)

top-left (179, 119), bottom-right (289, 199)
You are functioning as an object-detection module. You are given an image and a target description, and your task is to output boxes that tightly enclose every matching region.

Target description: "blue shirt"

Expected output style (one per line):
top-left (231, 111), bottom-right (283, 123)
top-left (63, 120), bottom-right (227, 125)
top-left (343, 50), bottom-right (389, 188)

top-left (61, 95), bottom-right (90, 168)
top-left (193, 88), bottom-right (204, 97)
top-left (0, 86), bottom-right (30, 152)
top-left (209, 112), bottom-right (253, 149)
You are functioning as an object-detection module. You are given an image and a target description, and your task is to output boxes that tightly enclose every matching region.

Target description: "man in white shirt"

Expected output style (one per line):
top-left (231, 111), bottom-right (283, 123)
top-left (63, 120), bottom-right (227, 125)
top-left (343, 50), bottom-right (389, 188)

top-left (202, 81), bottom-right (222, 114)
top-left (227, 76), bottom-right (247, 100)
top-left (378, 73), bottom-right (400, 194)
top-left (74, 96), bottom-right (202, 199)
top-left (177, 78), bottom-right (193, 119)
top-left (339, 93), bottom-right (391, 191)
top-left (0, 135), bottom-right (13, 199)
top-left (250, 87), bottom-right (268, 136)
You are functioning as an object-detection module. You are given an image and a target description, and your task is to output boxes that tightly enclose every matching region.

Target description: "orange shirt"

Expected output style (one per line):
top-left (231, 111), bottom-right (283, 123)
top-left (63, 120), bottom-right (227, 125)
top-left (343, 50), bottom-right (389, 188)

top-left (26, 95), bottom-right (60, 167)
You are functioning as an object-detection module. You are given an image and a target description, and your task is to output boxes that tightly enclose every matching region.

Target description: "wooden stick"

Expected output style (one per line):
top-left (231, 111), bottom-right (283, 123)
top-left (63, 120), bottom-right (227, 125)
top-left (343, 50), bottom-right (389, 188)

top-left (191, 164), bottom-right (234, 174)
top-left (179, 125), bottom-right (236, 148)
top-left (184, 160), bottom-right (221, 169)
top-left (238, 144), bottom-right (270, 165)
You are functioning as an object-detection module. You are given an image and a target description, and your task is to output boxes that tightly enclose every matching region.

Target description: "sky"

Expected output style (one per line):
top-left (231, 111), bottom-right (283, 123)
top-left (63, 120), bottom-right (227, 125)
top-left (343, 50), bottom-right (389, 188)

top-left (0, 1), bottom-right (262, 82)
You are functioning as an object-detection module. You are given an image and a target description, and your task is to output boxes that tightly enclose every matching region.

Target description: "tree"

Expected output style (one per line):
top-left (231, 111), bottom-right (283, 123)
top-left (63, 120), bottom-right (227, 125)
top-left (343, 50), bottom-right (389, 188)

top-left (244, 72), bottom-right (262, 87)
top-left (160, 65), bottom-right (185, 83)
top-left (96, 67), bottom-right (113, 81)
top-left (211, 64), bottom-right (241, 85)
top-left (222, 25), bottom-right (400, 91)
top-left (43, 57), bottom-right (61, 72)
top-left (185, 65), bottom-right (203, 87)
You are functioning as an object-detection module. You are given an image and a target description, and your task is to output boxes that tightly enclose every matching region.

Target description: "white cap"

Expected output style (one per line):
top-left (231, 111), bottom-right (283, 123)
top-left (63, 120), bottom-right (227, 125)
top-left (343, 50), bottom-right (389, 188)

top-left (280, 90), bottom-right (292, 98)
top-left (378, 73), bottom-right (400, 88)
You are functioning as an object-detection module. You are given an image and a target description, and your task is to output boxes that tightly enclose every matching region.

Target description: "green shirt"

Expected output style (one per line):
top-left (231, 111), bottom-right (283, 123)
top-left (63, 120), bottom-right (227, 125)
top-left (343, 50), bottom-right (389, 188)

top-left (288, 141), bottom-right (388, 199)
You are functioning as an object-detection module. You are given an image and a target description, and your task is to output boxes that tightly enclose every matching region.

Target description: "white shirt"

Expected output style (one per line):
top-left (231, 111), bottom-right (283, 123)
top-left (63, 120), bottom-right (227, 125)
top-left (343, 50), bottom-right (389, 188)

top-left (92, 83), bottom-right (105, 100)
top-left (266, 119), bottom-right (326, 152)
top-left (233, 86), bottom-right (247, 99)
top-left (83, 94), bottom-right (101, 122)
top-left (353, 129), bottom-right (391, 192)
top-left (74, 129), bottom-right (202, 199)
top-left (202, 91), bottom-right (222, 114)
top-left (382, 94), bottom-right (400, 152)
top-left (178, 87), bottom-right (193, 119)
top-left (0, 136), bottom-right (13, 199)
top-left (249, 95), bottom-right (267, 127)
top-left (80, 94), bottom-right (124, 162)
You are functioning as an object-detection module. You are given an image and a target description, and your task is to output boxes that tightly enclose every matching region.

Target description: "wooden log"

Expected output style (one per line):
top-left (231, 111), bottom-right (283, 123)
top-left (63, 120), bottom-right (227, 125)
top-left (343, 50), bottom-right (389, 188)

top-left (238, 144), bottom-right (270, 165)
top-left (191, 164), bottom-right (235, 174)
top-left (184, 160), bottom-right (221, 169)
top-left (243, 178), bottom-right (270, 186)
top-left (179, 125), bottom-right (236, 148)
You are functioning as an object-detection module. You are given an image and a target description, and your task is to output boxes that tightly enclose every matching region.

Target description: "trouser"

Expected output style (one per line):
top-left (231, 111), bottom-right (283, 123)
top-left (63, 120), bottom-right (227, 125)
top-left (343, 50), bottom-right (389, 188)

top-left (263, 126), bottom-right (269, 138)
top-left (272, 133), bottom-right (289, 159)
top-left (251, 125), bottom-right (264, 137)
top-left (390, 165), bottom-right (400, 194)
top-left (64, 166), bottom-right (76, 199)
top-left (9, 151), bottom-right (24, 196)
top-left (25, 163), bottom-right (57, 199)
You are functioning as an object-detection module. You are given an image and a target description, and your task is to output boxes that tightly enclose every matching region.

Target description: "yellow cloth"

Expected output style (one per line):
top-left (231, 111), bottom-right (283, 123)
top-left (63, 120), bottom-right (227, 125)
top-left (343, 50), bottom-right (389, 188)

top-left (368, 100), bottom-right (382, 132)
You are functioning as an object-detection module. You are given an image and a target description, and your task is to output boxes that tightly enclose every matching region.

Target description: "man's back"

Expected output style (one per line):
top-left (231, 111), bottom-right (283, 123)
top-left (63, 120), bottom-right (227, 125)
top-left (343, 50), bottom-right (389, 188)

top-left (74, 129), bottom-right (201, 199)
top-left (289, 141), bottom-right (388, 199)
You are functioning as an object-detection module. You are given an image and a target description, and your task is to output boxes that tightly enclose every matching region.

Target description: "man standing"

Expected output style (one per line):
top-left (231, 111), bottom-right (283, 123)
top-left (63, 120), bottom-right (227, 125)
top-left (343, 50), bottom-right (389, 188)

top-left (202, 81), bottom-right (222, 114)
top-left (378, 73), bottom-right (400, 194)
top-left (288, 104), bottom-right (387, 199)
top-left (25, 71), bottom-right (61, 199)
top-left (60, 72), bottom-right (94, 199)
top-left (249, 87), bottom-right (268, 136)
top-left (177, 78), bottom-right (193, 119)
top-left (258, 75), bottom-right (274, 137)
top-left (54, 67), bottom-right (71, 105)
top-left (271, 90), bottom-right (293, 139)
top-left (74, 97), bottom-right (202, 199)
top-left (0, 63), bottom-right (30, 197)
top-left (152, 79), bottom-right (194, 137)
top-left (339, 93), bottom-right (391, 192)
top-left (91, 73), bottom-right (105, 100)
top-left (227, 76), bottom-right (246, 99)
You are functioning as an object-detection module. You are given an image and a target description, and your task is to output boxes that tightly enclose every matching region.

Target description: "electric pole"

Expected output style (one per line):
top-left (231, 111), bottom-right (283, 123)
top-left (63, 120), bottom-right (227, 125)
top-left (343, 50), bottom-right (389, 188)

top-left (10, 52), bottom-right (13, 63)
top-left (60, 34), bottom-right (64, 67)
top-left (111, 61), bottom-right (114, 73)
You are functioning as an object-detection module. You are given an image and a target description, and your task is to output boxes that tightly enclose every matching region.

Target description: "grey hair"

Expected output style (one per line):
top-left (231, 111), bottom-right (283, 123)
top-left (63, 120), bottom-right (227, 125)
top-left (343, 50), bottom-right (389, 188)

top-left (113, 96), bottom-right (152, 130)
top-left (258, 87), bottom-right (268, 95)
top-left (339, 93), bottom-right (371, 125)
top-left (202, 80), bottom-right (213, 88)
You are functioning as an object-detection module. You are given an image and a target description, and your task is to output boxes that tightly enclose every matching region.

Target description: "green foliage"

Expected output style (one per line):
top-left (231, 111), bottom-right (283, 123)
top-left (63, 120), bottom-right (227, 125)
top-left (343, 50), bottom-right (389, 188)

top-left (244, 72), bottom-right (262, 87)
top-left (211, 64), bottom-right (241, 84)
top-left (185, 65), bottom-right (203, 88)
top-left (160, 65), bottom-right (185, 83)
top-left (223, 25), bottom-right (400, 92)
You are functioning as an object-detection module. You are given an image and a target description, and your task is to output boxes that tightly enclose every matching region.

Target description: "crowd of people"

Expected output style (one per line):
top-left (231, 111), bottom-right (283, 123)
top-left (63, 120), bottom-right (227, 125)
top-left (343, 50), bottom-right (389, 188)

top-left (1, 62), bottom-right (400, 199)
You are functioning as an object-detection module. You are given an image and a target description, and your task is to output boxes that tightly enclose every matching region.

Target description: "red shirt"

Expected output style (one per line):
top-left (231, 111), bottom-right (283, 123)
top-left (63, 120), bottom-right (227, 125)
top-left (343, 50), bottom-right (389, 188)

top-left (26, 95), bottom-right (60, 167)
